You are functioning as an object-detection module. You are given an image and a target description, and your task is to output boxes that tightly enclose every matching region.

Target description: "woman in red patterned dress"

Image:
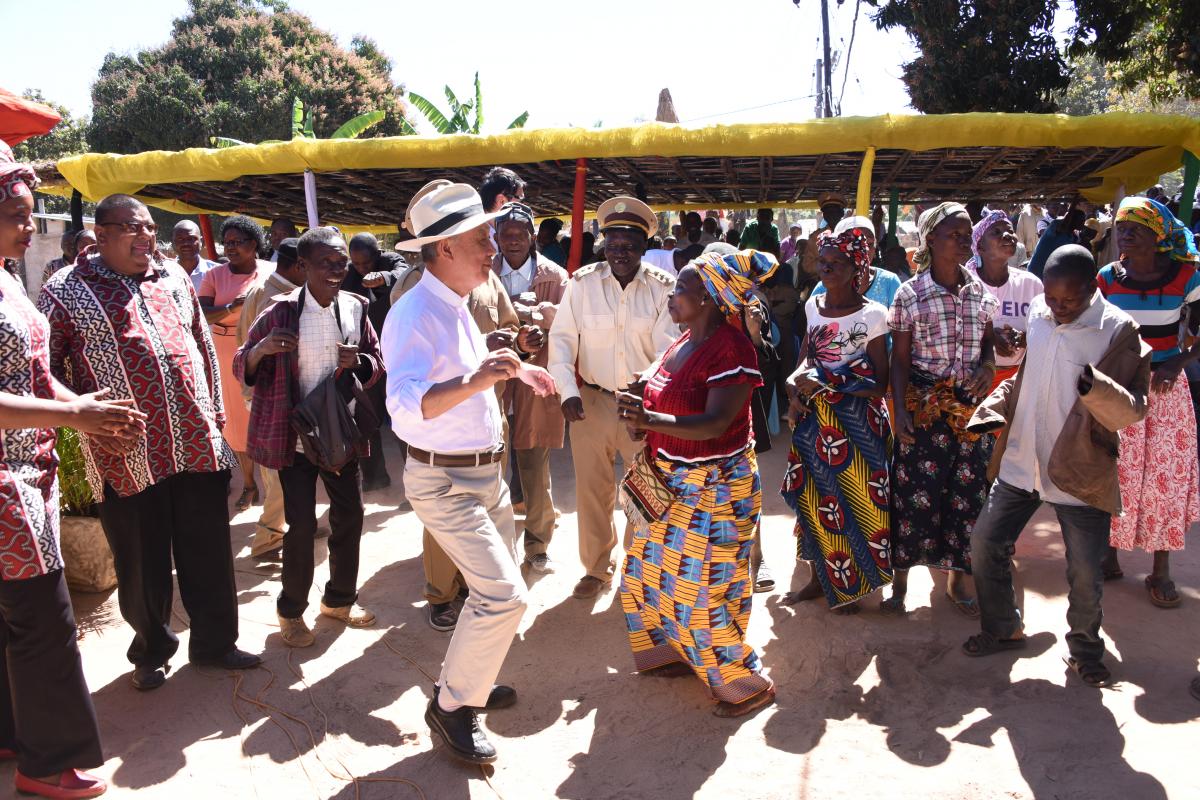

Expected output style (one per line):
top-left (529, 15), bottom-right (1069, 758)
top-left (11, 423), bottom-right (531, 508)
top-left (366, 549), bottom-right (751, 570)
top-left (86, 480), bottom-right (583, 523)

top-left (0, 144), bottom-right (145, 798)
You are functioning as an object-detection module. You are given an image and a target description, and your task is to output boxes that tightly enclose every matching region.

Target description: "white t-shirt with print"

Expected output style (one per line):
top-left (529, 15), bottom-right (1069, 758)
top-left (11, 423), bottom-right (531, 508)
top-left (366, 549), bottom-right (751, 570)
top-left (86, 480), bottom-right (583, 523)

top-left (803, 296), bottom-right (889, 369)
top-left (967, 265), bottom-right (1043, 367)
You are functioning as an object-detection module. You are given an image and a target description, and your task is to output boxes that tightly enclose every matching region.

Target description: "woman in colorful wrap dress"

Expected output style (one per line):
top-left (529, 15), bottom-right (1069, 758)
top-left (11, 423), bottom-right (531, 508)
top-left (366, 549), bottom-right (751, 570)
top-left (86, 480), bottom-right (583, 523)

top-left (616, 250), bottom-right (777, 718)
top-left (781, 226), bottom-right (893, 612)
top-left (0, 142), bottom-right (146, 799)
top-left (885, 203), bottom-right (999, 617)
top-left (1097, 196), bottom-right (1200, 608)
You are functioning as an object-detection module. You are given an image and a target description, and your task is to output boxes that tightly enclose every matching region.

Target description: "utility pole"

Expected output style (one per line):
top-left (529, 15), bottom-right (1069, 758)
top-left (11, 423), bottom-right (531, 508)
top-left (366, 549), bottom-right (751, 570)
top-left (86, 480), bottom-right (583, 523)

top-left (820, 0), bottom-right (833, 118)
top-left (814, 58), bottom-right (825, 118)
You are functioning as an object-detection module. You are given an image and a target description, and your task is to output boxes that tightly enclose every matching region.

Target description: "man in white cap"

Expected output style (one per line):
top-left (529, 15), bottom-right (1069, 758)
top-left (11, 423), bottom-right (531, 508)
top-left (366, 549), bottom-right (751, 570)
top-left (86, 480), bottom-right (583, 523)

top-left (547, 195), bottom-right (677, 600)
top-left (382, 182), bottom-right (555, 765)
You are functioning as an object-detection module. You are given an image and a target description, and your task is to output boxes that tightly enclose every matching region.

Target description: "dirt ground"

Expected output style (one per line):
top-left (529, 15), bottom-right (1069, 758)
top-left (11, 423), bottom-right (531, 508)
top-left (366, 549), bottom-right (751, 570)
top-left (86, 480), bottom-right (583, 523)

top-left (19, 433), bottom-right (1200, 800)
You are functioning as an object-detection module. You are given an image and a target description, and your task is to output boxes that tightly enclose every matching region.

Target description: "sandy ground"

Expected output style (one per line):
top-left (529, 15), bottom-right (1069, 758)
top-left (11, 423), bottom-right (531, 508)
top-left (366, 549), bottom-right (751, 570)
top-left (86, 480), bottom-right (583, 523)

top-left (16, 432), bottom-right (1200, 800)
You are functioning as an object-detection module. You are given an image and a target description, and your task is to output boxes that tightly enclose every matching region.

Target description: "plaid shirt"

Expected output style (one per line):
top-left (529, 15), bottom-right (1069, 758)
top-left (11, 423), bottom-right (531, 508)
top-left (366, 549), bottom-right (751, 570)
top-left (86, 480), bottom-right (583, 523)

top-left (887, 267), bottom-right (998, 382)
top-left (234, 288), bottom-right (382, 470)
top-left (37, 254), bottom-right (236, 498)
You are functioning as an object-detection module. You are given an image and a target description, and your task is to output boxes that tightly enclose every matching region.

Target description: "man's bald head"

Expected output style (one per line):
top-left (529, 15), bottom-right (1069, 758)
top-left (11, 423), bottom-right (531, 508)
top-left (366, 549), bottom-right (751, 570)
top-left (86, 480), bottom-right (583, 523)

top-left (172, 219), bottom-right (203, 264)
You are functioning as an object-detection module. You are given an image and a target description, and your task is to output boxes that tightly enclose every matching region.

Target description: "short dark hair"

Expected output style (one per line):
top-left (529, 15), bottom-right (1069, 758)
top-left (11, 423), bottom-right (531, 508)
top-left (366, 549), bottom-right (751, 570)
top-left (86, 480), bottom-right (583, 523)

top-left (94, 194), bottom-right (148, 226)
top-left (348, 232), bottom-right (380, 253)
top-left (220, 215), bottom-right (267, 255)
top-left (297, 226), bottom-right (345, 260)
top-left (271, 218), bottom-right (299, 234)
top-left (479, 167), bottom-right (524, 211)
top-left (1043, 244), bottom-right (1097, 285)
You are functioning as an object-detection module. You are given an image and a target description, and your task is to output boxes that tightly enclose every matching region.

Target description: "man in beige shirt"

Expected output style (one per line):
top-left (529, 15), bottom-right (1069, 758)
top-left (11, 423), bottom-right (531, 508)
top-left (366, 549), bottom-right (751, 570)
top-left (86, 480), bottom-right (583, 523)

top-left (548, 196), bottom-right (678, 600)
top-left (236, 237), bottom-right (305, 557)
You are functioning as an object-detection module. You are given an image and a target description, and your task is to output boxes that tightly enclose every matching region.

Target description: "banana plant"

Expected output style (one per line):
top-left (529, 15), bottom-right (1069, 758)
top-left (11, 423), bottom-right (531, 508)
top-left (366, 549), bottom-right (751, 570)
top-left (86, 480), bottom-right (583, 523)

top-left (406, 72), bottom-right (528, 134)
top-left (209, 98), bottom-right (394, 148)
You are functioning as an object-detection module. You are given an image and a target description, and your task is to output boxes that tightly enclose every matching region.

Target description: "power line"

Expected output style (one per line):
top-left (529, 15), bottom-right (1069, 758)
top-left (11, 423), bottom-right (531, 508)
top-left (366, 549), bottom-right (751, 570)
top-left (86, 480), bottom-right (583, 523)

top-left (838, 0), bottom-right (862, 112)
top-left (681, 94), bottom-right (818, 123)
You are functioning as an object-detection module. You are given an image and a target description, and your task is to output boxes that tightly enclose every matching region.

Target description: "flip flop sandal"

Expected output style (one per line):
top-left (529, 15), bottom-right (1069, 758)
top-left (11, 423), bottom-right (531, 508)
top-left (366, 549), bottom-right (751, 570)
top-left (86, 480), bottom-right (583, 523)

top-left (880, 596), bottom-right (907, 616)
top-left (235, 487), bottom-right (259, 512)
top-left (754, 566), bottom-right (776, 593)
top-left (713, 686), bottom-right (776, 718)
top-left (1063, 656), bottom-right (1113, 688)
top-left (946, 593), bottom-right (982, 619)
top-left (1145, 576), bottom-right (1182, 609)
top-left (962, 631), bottom-right (1027, 657)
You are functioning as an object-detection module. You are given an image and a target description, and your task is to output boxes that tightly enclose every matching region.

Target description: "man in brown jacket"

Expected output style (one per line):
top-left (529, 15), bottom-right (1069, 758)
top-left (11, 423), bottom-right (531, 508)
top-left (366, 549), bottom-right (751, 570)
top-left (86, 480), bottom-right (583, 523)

top-left (492, 203), bottom-right (568, 574)
top-left (962, 246), bottom-right (1151, 688)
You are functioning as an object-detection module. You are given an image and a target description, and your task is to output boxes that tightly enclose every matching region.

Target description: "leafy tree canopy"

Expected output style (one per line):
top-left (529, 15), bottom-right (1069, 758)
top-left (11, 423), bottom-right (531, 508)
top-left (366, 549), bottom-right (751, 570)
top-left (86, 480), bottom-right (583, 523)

top-left (868, 0), bottom-right (1068, 114)
top-left (87, 0), bottom-right (407, 153)
top-left (12, 90), bottom-right (89, 163)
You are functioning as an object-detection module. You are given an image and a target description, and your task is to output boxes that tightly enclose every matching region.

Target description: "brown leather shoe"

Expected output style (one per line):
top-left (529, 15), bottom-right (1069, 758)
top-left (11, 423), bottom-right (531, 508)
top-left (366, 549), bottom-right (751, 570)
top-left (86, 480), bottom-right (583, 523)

top-left (319, 602), bottom-right (376, 628)
top-left (278, 614), bottom-right (315, 647)
top-left (572, 576), bottom-right (610, 600)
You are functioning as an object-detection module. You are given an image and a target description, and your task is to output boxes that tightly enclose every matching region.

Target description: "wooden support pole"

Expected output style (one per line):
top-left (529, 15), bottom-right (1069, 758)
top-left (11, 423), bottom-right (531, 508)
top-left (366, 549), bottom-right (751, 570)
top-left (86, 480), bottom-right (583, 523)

top-left (198, 214), bottom-right (218, 260)
top-left (1180, 151), bottom-right (1199, 223)
top-left (888, 188), bottom-right (900, 241)
top-left (568, 158), bottom-right (587, 274)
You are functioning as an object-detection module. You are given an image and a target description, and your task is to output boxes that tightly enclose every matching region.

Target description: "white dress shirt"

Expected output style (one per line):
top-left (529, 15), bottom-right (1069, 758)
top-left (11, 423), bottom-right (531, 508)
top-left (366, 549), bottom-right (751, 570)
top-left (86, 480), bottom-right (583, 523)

top-left (498, 255), bottom-right (535, 297)
top-left (382, 269), bottom-right (504, 453)
top-left (640, 248), bottom-right (678, 276)
top-left (998, 292), bottom-right (1129, 505)
top-left (295, 289), bottom-right (362, 451)
top-left (547, 261), bottom-right (678, 401)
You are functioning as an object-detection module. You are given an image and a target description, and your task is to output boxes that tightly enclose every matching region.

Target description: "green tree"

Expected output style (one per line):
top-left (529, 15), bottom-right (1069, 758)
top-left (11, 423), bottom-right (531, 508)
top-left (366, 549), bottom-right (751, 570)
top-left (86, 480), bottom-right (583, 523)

top-left (12, 90), bottom-right (89, 164)
top-left (87, 0), bottom-right (408, 154)
top-left (1070, 1), bottom-right (1200, 104)
top-left (867, 0), bottom-right (1068, 113)
top-left (406, 72), bottom-right (528, 134)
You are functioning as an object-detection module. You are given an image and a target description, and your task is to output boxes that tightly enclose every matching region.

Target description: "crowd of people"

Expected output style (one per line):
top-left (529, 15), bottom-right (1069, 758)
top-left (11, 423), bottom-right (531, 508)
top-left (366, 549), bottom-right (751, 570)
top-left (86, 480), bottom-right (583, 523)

top-left (1, 138), bottom-right (1199, 793)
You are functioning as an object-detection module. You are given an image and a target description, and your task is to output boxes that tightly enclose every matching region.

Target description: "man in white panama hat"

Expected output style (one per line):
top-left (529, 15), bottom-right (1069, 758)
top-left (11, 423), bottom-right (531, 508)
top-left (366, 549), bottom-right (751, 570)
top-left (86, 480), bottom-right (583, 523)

top-left (382, 182), bottom-right (555, 765)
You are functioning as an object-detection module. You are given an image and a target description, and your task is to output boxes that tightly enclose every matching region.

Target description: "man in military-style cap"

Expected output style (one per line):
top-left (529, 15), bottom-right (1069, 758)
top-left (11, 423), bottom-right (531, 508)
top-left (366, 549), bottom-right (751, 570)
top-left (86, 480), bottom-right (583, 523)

top-left (800, 191), bottom-right (848, 287)
top-left (547, 196), bottom-right (679, 600)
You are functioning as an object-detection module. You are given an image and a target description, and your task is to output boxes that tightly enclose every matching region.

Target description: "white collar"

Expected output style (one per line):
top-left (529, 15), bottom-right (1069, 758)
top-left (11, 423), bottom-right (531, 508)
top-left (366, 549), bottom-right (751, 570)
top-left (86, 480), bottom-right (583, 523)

top-left (500, 254), bottom-right (535, 278)
top-left (418, 267), bottom-right (470, 309)
top-left (1031, 289), bottom-right (1105, 329)
top-left (302, 286), bottom-right (341, 314)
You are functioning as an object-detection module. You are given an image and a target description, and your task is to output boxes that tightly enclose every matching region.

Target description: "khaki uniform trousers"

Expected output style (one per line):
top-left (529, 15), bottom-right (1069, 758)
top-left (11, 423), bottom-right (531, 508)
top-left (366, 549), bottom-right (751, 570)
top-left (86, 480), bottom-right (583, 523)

top-left (572, 385), bottom-right (639, 581)
top-left (516, 447), bottom-right (555, 557)
top-left (405, 458), bottom-right (527, 710)
top-left (246, 398), bottom-right (287, 553)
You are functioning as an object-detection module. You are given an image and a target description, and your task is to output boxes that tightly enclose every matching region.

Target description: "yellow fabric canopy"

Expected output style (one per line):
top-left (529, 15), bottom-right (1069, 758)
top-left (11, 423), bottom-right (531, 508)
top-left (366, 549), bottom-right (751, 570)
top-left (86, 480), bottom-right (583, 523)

top-left (50, 112), bottom-right (1200, 226)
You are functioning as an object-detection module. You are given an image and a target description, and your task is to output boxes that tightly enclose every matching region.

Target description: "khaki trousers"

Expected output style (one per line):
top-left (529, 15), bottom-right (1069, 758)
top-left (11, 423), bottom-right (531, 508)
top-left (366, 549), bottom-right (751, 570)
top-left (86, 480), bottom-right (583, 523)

top-left (251, 466), bottom-right (287, 540)
top-left (572, 385), bottom-right (639, 581)
top-left (422, 528), bottom-right (464, 605)
top-left (516, 447), bottom-right (555, 557)
top-left (404, 459), bottom-right (527, 710)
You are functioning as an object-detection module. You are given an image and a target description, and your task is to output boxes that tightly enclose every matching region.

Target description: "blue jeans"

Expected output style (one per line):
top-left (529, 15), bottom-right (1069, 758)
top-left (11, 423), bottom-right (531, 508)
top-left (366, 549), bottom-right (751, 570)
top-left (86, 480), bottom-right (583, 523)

top-left (971, 480), bottom-right (1111, 663)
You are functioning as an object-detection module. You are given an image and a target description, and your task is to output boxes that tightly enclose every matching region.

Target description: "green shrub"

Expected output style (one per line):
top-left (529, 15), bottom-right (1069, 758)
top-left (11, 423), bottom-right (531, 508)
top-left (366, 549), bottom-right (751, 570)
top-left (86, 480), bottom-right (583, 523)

top-left (56, 428), bottom-right (96, 516)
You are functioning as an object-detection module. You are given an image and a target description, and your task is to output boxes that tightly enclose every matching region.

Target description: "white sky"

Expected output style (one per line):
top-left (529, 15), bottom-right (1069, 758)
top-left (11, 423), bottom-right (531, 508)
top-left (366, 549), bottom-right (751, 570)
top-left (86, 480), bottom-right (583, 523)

top-left (4, 0), bottom-right (930, 132)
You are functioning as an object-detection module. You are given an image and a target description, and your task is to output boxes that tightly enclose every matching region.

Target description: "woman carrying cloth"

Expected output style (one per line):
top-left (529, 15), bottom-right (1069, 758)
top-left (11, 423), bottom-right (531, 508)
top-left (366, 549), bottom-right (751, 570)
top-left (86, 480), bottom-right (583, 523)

top-left (616, 250), bottom-right (777, 718)
top-left (886, 203), bottom-right (999, 617)
top-left (1097, 196), bottom-right (1200, 608)
top-left (782, 226), bottom-right (893, 612)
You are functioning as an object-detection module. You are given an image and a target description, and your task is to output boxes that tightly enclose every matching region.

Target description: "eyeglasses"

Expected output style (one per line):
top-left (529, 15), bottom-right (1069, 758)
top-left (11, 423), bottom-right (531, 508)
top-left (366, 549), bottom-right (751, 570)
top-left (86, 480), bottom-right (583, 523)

top-left (222, 238), bottom-right (254, 249)
top-left (99, 221), bottom-right (158, 235)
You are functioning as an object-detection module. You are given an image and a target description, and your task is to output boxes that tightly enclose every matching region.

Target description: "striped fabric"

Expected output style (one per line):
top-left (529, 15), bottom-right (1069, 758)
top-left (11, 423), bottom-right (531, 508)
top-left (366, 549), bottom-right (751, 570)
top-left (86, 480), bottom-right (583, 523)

top-left (1096, 262), bottom-right (1200, 363)
top-left (620, 450), bottom-right (772, 704)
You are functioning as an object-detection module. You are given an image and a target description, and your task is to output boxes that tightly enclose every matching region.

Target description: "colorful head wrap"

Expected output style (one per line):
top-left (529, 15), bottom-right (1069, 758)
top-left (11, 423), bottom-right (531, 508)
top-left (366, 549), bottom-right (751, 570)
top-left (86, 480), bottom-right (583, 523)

top-left (690, 249), bottom-right (779, 322)
top-left (971, 209), bottom-right (1011, 259)
top-left (1115, 196), bottom-right (1199, 264)
top-left (0, 140), bottom-right (38, 203)
top-left (913, 202), bottom-right (968, 272)
top-left (495, 201), bottom-right (535, 233)
top-left (817, 227), bottom-right (873, 270)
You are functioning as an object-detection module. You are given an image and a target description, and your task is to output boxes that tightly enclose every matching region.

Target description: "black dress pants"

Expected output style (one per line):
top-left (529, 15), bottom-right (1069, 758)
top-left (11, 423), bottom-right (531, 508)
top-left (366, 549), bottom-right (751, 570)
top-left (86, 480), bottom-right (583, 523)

top-left (359, 379), bottom-right (392, 488)
top-left (0, 569), bottom-right (103, 777)
top-left (97, 469), bottom-right (239, 667)
top-left (277, 453), bottom-right (363, 619)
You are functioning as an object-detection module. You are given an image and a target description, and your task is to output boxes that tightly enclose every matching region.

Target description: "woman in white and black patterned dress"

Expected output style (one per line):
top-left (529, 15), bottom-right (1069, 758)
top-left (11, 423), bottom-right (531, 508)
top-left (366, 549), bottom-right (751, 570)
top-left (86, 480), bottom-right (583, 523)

top-left (0, 143), bottom-right (145, 799)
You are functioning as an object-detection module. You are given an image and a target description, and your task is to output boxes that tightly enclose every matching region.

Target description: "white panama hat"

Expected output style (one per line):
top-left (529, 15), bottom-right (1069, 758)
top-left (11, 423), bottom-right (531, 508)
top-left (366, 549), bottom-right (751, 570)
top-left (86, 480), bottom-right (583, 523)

top-left (397, 182), bottom-right (506, 251)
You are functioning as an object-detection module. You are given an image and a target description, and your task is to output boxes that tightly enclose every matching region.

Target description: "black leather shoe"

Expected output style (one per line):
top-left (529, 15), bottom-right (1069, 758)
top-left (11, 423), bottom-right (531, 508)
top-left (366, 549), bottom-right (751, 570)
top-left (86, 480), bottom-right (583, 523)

top-left (425, 695), bottom-right (497, 764)
top-left (361, 476), bottom-right (392, 492)
top-left (481, 685), bottom-right (516, 710)
top-left (191, 648), bottom-right (262, 670)
top-left (428, 602), bottom-right (459, 632)
top-left (131, 665), bottom-right (166, 691)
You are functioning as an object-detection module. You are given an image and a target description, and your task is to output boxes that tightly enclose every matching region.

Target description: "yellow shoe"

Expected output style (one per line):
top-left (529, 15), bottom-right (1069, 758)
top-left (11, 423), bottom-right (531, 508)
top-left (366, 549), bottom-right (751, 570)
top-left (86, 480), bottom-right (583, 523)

top-left (319, 602), bottom-right (376, 628)
top-left (277, 614), bottom-right (315, 647)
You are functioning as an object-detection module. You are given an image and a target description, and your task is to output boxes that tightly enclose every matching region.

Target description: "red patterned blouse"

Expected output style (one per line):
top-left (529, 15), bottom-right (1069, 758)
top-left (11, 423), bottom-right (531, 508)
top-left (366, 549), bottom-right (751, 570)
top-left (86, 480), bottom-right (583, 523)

top-left (642, 323), bottom-right (762, 463)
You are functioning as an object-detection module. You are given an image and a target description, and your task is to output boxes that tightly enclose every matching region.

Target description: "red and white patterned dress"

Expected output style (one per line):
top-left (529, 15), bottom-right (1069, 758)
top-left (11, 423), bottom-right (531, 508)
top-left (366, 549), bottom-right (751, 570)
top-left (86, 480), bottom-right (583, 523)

top-left (0, 268), bottom-right (62, 580)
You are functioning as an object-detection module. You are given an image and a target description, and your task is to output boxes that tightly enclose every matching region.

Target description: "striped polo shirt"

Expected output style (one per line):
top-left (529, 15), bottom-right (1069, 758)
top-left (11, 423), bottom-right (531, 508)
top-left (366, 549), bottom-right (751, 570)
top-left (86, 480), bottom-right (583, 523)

top-left (1096, 262), bottom-right (1200, 363)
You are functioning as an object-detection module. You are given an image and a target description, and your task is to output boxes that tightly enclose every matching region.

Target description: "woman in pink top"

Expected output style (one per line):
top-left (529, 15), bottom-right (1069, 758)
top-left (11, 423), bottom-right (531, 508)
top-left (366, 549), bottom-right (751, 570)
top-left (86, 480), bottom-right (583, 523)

top-left (199, 216), bottom-right (269, 511)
